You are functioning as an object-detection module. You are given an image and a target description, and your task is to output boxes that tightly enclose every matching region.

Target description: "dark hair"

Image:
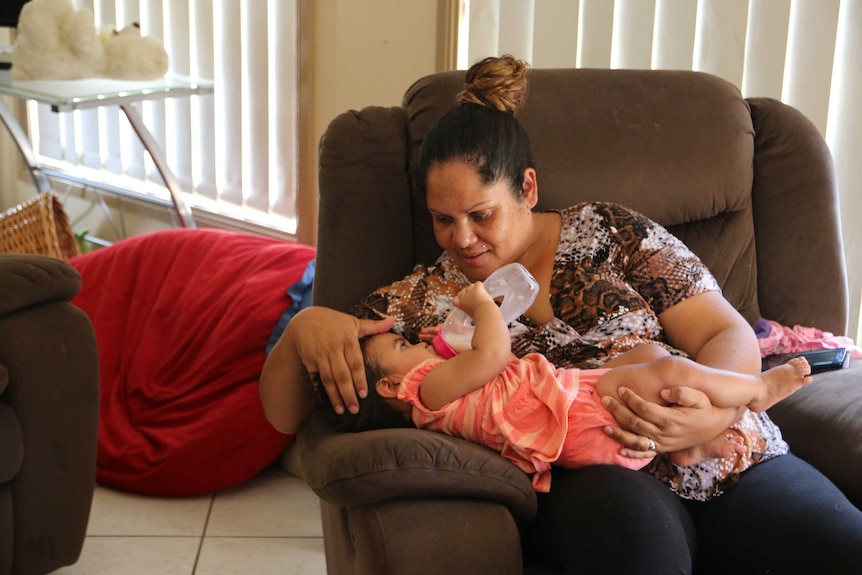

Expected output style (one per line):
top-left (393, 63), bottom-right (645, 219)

top-left (317, 337), bottom-right (414, 433)
top-left (415, 55), bottom-right (535, 198)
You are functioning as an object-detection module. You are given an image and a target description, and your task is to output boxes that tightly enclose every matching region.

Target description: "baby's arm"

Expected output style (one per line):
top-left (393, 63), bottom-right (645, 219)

top-left (418, 282), bottom-right (513, 410)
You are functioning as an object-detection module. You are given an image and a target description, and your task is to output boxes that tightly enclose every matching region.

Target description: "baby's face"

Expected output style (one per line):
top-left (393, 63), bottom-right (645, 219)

top-left (367, 332), bottom-right (440, 380)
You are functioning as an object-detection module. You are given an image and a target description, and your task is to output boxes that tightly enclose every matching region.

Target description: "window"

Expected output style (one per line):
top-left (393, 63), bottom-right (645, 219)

top-left (28, 0), bottom-right (300, 238)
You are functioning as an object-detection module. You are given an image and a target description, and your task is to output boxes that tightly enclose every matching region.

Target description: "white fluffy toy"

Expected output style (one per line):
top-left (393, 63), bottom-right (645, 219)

top-left (11, 0), bottom-right (169, 81)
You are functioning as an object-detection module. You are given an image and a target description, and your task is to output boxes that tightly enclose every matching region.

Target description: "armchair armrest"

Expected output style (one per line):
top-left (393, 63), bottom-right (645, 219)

top-left (294, 412), bottom-right (537, 527)
top-left (0, 253), bottom-right (98, 574)
top-left (748, 97), bottom-right (848, 334)
top-left (0, 253), bottom-right (82, 318)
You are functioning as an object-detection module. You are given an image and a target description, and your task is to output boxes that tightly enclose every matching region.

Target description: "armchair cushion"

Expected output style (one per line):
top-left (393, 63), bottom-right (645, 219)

top-left (768, 362), bottom-right (862, 504)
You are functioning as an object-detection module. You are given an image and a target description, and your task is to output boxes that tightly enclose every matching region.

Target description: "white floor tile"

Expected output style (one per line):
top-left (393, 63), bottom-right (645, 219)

top-left (195, 537), bottom-right (326, 575)
top-left (52, 537), bottom-right (201, 575)
top-left (57, 471), bottom-right (328, 575)
top-left (205, 468), bottom-right (322, 538)
top-left (87, 485), bottom-right (213, 536)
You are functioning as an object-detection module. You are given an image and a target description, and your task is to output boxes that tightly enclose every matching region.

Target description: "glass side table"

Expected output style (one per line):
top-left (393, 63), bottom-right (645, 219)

top-left (0, 70), bottom-right (214, 228)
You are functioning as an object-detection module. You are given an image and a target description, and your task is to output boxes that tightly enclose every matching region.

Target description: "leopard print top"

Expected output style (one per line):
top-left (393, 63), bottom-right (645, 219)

top-left (352, 202), bottom-right (788, 500)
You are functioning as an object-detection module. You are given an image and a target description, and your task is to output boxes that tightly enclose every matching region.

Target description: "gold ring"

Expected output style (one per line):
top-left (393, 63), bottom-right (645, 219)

top-left (647, 438), bottom-right (657, 451)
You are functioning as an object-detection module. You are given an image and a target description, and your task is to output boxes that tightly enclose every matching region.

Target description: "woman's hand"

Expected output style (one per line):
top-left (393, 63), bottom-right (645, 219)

top-left (601, 386), bottom-right (740, 456)
top-left (293, 307), bottom-right (394, 415)
top-left (259, 306), bottom-right (393, 434)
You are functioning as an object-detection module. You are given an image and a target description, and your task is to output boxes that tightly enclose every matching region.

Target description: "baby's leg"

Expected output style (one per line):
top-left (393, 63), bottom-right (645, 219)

top-left (595, 355), bottom-right (681, 406)
top-left (597, 355), bottom-right (812, 412)
top-left (601, 344), bottom-right (671, 369)
top-left (747, 356), bottom-right (812, 412)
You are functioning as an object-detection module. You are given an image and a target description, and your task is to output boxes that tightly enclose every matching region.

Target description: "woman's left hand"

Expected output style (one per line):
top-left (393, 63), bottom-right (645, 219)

top-left (601, 385), bottom-right (735, 456)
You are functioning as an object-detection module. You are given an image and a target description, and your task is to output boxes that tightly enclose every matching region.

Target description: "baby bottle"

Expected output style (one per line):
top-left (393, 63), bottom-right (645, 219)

top-left (432, 263), bottom-right (540, 359)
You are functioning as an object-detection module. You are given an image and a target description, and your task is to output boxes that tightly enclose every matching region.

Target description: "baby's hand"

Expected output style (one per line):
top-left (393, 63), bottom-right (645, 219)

top-left (453, 281), bottom-right (495, 316)
top-left (418, 325), bottom-right (442, 343)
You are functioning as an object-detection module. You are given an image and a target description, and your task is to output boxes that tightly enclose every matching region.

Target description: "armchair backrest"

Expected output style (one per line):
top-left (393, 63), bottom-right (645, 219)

top-left (315, 68), bottom-right (848, 335)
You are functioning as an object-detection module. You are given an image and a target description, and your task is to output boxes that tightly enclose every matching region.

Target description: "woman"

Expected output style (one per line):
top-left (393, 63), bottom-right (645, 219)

top-left (261, 55), bottom-right (862, 573)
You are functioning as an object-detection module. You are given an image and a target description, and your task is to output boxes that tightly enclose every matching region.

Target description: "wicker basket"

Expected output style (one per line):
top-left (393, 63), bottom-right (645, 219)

top-left (0, 192), bottom-right (81, 260)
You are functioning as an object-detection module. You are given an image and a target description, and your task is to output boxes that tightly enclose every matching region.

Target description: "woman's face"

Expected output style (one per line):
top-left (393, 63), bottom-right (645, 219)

top-left (426, 159), bottom-right (537, 281)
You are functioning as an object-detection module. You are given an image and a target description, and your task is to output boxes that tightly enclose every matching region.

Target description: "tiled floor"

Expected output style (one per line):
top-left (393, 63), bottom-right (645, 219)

top-left (54, 466), bottom-right (327, 575)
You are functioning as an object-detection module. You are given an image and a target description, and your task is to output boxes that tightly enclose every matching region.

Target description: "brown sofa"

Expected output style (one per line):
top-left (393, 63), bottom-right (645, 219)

top-left (0, 254), bottom-right (99, 575)
top-left (289, 68), bottom-right (862, 574)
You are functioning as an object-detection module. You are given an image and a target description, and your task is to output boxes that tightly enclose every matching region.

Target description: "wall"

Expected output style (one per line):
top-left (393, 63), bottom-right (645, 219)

top-left (300, 0), bottom-right (441, 243)
top-left (0, 97), bottom-right (19, 205)
top-left (311, 0), bottom-right (439, 132)
top-left (0, 28), bottom-right (16, 203)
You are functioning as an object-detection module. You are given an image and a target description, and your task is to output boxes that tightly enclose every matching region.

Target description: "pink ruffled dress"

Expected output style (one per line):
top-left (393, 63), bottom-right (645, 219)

top-left (398, 353), bottom-right (645, 492)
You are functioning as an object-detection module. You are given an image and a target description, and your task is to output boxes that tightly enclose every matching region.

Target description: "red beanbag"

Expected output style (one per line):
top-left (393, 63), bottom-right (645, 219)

top-left (70, 229), bottom-right (316, 496)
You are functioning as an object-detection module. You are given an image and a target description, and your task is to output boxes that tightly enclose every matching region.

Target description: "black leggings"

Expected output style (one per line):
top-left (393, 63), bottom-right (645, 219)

top-left (522, 453), bottom-right (862, 574)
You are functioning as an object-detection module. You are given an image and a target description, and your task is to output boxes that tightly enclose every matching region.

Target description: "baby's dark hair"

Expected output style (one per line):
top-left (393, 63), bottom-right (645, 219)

top-left (317, 336), bottom-right (414, 433)
top-left (415, 54), bottom-right (534, 198)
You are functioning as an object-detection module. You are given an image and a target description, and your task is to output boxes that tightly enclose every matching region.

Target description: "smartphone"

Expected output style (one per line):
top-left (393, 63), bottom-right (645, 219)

top-left (761, 347), bottom-right (850, 373)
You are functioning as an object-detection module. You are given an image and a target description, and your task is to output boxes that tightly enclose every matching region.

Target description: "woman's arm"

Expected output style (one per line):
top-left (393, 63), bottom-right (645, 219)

top-left (663, 290), bottom-right (761, 374)
top-left (259, 306), bottom-right (394, 434)
top-left (603, 291), bottom-right (759, 453)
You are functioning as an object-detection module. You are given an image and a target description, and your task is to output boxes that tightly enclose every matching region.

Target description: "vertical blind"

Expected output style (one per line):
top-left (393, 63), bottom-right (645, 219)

top-left (29, 0), bottom-right (298, 235)
top-left (461, 0), bottom-right (862, 340)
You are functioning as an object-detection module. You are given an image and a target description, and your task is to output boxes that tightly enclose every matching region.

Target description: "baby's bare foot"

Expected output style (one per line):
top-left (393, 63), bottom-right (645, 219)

top-left (669, 432), bottom-right (745, 466)
top-left (749, 357), bottom-right (812, 412)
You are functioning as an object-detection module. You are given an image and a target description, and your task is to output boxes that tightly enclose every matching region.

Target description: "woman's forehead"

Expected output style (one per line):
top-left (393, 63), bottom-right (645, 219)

top-left (427, 172), bottom-right (512, 211)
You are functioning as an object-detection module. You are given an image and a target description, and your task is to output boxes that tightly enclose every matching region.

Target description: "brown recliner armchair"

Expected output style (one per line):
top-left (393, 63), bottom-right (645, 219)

top-left (290, 68), bottom-right (862, 574)
top-left (0, 254), bottom-right (99, 575)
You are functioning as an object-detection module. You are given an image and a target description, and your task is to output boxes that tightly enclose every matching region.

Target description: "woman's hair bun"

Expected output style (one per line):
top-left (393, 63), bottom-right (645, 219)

top-left (456, 54), bottom-right (530, 115)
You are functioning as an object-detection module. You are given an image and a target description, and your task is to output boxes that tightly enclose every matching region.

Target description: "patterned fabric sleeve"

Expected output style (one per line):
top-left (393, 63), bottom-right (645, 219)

top-left (526, 203), bottom-right (721, 367)
top-left (599, 203), bottom-right (721, 316)
top-left (351, 260), bottom-right (469, 341)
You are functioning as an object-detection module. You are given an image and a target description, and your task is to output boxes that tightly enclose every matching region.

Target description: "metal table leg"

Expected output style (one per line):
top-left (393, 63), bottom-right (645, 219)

top-left (1, 96), bottom-right (196, 229)
top-left (120, 102), bottom-right (196, 229)
top-left (0, 96), bottom-right (53, 194)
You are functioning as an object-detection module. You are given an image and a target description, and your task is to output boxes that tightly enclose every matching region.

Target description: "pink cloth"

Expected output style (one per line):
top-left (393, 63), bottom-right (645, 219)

top-left (398, 353), bottom-right (645, 492)
top-left (757, 319), bottom-right (862, 358)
